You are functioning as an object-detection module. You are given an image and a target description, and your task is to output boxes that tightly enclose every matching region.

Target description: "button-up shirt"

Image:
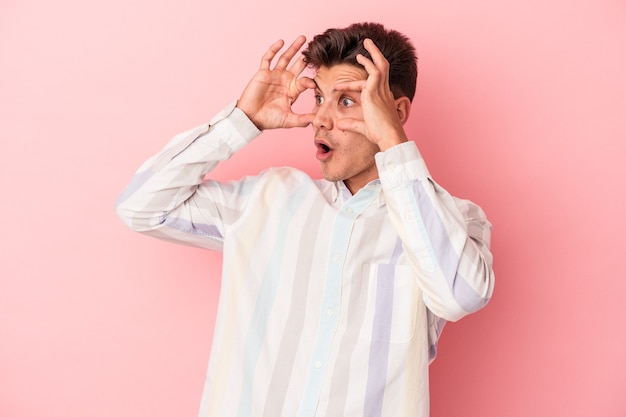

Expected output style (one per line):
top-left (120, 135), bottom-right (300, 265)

top-left (116, 102), bottom-right (495, 417)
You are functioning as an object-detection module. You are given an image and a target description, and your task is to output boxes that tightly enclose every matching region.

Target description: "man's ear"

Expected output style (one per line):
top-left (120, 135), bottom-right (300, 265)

top-left (394, 96), bottom-right (412, 125)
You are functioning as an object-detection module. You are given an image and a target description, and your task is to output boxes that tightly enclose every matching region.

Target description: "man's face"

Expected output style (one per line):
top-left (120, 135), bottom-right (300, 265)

top-left (312, 64), bottom-right (380, 194)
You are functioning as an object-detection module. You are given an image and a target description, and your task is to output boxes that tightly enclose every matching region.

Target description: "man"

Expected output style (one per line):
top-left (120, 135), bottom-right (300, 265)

top-left (116, 22), bottom-right (494, 417)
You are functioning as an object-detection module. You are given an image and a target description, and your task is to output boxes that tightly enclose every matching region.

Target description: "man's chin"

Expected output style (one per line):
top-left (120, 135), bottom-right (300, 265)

top-left (320, 167), bottom-right (342, 183)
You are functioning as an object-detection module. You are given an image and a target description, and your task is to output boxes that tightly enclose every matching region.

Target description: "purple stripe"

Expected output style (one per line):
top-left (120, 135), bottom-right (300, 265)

top-left (115, 169), bottom-right (155, 206)
top-left (427, 313), bottom-right (447, 362)
top-left (390, 237), bottom-right (404, 262)
top-left (412, 180), bottom-right (487, 312)
top-left (163, 216), bottom-right (223, 240)
top-left (363, 263), bottom-right (395, 417)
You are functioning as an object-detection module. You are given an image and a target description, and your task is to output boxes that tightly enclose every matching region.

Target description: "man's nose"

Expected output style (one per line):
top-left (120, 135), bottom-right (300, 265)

top-left (312, 103), bottom-right (333, 130)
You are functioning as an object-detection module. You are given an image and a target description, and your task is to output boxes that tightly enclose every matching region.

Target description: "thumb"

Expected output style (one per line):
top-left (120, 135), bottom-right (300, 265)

top-left (336, 117), bottom-right (366, 136)
top-left (285, 112), bottom-right (315, 128)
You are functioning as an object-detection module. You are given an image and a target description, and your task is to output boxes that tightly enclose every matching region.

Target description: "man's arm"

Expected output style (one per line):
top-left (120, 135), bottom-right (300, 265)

top-left (376, 142), bottom-right (494, 322)
top-left (115, 104), bottom-right (262, 250)
top-left (336, 39), bottom-right (494, 321)
top-left (116, 37), bottom-right (315, 249)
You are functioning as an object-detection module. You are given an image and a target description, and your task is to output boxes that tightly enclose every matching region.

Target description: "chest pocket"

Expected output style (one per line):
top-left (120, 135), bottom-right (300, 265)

top-left (360, 264), bottom-right (420, 344)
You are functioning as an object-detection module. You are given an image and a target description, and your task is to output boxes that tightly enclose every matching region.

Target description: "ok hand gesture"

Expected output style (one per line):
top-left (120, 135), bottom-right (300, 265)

top-left (237, 36), bottom-right (315, 130)
top-left (334, 38), bottom-right (411, 151)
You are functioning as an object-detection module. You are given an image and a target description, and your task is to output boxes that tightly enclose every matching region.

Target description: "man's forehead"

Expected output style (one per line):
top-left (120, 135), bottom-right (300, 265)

top-left (313, 64), bottom-right (367, 89)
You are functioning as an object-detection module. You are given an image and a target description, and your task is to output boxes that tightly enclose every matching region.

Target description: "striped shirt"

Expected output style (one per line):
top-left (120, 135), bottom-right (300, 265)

top-left (116, 102), bottom-right (495, 417)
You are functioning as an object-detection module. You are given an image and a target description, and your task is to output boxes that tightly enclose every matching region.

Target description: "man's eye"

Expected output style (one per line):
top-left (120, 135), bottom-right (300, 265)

top-left (315, 95), bottom-right (324, 105)
top-left (340, 97), bottom-right (355, 107)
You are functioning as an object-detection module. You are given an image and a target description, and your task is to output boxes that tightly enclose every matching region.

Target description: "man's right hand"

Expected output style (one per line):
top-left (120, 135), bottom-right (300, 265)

top-left (237, 36), bottom-right (315, 130)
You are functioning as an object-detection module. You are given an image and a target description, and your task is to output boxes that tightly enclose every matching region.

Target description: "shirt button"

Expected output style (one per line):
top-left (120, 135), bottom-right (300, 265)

top-left (327, 309), bottom-right (334, 316)
top-left (332, 253), bottom-right (340, 261)
top-left (315, 361), bottom-right (322, 369)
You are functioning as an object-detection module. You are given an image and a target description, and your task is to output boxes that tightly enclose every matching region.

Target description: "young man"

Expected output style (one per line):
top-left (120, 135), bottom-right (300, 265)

top-left (116, 22), bottom-right (494, 417)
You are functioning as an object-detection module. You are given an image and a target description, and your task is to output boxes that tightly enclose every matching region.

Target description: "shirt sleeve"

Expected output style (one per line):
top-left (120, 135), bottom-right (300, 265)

top-left (375, 141), bottom-right (495, 322)
top-left (115, 102), bottom-right (262, 251)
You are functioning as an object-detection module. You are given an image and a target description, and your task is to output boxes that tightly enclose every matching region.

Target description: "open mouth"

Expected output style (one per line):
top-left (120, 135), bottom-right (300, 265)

top-left (315, 137), bottom-right (332, 152)
top-left (315, 139), bottom-right (334, 161)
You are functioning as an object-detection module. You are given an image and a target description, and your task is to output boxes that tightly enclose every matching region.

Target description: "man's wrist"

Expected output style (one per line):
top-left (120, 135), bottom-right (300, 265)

top-left (376, 131), bottom-right (409, 152)
top-left (230, 106), bottom-right (263, 143)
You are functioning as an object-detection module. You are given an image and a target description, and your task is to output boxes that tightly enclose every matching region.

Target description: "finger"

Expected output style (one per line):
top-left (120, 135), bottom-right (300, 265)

top-left (288, 77), bottom-right (315, 105)
top-left (361, 39), bottom-right (389, 86)
top-left (334, 79), bottom-right (367, 92)
top-left (357, 54), bottom-right (393, 98)
top-left (336, 117), bottom-right (367, 136)
top-left (285, 112), bottom-right (315, 128)
top-left (288, 55), bottom-right (308, 78)
top-left (260, 39), bottom-right (285, 70)
top-left (363, 38), bottom-right (389, 70)
top-left (296, 76), bottom-right (316, 93)
top-left (275, 35), bottom-right (306, 70)
top-left (356, 53), bottom-right (381, 84)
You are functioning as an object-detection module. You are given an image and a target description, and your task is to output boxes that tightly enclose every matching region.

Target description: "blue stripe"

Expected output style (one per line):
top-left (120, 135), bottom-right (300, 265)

top-left (298, 186), bottom-right (380, 417)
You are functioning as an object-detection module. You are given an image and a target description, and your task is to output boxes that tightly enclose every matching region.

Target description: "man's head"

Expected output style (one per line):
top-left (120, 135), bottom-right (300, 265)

top-left (301, 23), bottom-right (417, 194)
top-left (302, 22), bottom-right (417, 102)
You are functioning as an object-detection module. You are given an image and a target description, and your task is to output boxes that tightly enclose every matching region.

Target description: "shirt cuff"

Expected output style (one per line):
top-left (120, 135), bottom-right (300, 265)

top-left (375, 141), bottom-right (430, 189)
top-left (207, 101), bottom-right (262, 152)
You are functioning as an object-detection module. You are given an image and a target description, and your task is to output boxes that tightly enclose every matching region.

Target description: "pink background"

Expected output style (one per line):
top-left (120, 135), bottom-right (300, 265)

top-left (1, 0), bottom-right (625, 416)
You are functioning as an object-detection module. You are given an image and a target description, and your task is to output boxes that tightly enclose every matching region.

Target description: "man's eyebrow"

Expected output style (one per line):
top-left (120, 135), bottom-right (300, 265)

top-left (312, 79), bottom-right (339, 95)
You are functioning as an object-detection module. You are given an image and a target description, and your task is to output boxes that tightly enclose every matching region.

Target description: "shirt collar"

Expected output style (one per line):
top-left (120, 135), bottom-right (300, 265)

top-left (332, 180), bottom-right (386, 207)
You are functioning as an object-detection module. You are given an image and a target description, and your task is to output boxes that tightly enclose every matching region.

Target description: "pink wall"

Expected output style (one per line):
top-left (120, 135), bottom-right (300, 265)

top-left (1, 0), bottom-right (625, 416)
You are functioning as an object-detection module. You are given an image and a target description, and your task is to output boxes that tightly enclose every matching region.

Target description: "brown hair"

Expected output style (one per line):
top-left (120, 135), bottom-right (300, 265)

top-left (302, 22), bottom-right (417, 102)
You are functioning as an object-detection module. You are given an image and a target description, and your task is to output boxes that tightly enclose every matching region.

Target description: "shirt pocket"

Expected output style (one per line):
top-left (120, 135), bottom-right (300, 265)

top-left (359, 264), bottom-right (419, 344)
